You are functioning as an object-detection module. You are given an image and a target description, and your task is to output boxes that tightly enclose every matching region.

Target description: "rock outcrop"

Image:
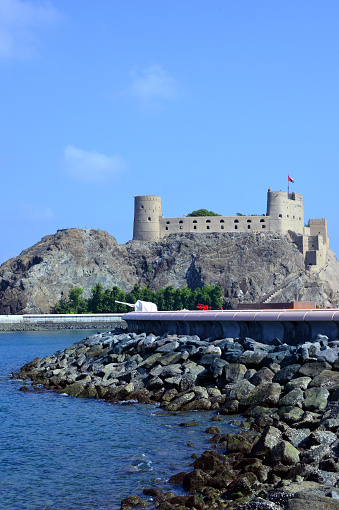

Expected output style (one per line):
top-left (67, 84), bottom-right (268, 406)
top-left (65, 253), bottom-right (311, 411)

top-left (1, 228), bottom-right (339, 314)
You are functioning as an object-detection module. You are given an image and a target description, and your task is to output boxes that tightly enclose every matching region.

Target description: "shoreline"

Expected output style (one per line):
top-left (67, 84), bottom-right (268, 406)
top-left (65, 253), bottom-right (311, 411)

top-left (15, 328), bottom-right (339, 510)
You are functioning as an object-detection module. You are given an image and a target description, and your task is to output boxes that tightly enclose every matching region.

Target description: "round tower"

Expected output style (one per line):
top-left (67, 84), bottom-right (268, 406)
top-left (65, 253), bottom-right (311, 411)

top-left (133, 195), bottom-right (162, 241)
top-left (267, 188), bottom-right (304, 234)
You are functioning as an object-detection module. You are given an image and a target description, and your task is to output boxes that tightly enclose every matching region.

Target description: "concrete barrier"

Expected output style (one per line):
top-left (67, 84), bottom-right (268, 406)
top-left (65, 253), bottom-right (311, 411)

top-left (0, 314), bottom-right (125, 331)
top-left (123, 309), bottom-right (339, 344)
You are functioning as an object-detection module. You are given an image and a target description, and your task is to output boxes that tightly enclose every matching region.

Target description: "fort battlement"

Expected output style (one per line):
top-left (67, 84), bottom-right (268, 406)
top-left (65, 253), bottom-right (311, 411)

top-left (132, 189), bottom-right (329, 269)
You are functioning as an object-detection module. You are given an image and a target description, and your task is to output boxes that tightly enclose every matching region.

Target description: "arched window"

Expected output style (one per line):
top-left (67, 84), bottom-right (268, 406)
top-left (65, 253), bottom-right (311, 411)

top-left (260, 219), bottom-right (265, 223)
top-left (234, 219), bottom-right (239, 223)
top-left (206, 219), bottom-right (211, 223)
top-left (166, 221), bottom-right (170, 224)
top-left (148, 217), bottom-right (151, 221)
top-left (193, 220), bottom-right (197, 224)
top-left (247, 219), bottom-right (251, 223)
top-left (179, 220), bottom-right (183, 224)
top-left (220, 219), bottom-right (224, 223)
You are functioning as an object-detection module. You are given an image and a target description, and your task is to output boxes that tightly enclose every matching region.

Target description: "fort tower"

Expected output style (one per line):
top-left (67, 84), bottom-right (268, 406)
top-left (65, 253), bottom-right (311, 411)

top-left (133, 195), bottom-right (162, 241)
top-left (266, 188), bottom-right (304, 234)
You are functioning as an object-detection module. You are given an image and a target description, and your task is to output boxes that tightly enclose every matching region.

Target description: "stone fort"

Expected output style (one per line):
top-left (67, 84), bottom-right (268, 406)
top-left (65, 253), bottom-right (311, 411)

top-left (133, 189), bottom-right (329, 269)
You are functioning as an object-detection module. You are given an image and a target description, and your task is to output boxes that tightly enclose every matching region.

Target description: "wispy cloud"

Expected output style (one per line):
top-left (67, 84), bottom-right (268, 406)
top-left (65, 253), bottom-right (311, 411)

top-left (22, 203), bottom-right (54, 221)
top-left (0, 0), bottom-right (60, 60)
top-left (63, 145), bottom-right (127, 184)
top-left (125, 65), bottom-right (179, 109)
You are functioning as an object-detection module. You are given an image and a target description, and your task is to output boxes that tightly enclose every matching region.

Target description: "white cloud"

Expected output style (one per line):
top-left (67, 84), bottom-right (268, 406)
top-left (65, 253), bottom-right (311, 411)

top-left (63, 145), bottom-right (127, 184)
top-left (22, 203), bottom-right (54, 221)
top-left (125, 65), bottom-right (179, 108)
top-left (0, 0), bottom-right (60, 60)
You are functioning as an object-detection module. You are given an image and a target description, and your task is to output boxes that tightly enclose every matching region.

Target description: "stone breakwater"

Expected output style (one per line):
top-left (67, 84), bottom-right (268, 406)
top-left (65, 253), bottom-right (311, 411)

top-left (16, 329), bottom-right (339, 510)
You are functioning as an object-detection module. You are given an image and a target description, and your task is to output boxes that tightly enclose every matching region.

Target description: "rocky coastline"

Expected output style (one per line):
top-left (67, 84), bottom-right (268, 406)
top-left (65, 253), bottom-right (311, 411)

top-left (15, 328), bottom-right (339, 510)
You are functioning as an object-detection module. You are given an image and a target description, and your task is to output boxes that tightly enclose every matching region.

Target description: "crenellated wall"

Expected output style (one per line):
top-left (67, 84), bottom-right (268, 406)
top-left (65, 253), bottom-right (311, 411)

top-left (132, 189), bottom-right (329, 270)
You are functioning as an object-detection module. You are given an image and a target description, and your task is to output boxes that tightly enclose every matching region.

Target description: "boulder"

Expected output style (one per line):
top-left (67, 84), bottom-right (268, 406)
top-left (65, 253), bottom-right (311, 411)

top-left (251, 367), bottom-right (275, 386)
top-left (273, 364), bottom-right (301, 384)
top-left (270, 440), bottom-right (300, 465)
top-left (251, 426), bottom-right (282, 457)
top-left (239, 383), bottom-right (281, 407)
top-left (224, 363), bottom-right (247, 383)
top-left (304, 387), bottom-right (330, 411)
top-left (279, 389), bottom-right (304, 408)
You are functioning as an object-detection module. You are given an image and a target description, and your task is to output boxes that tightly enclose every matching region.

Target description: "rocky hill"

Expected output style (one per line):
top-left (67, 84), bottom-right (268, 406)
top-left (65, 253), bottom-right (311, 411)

top-left (1, 228), bottom-right (339, 314)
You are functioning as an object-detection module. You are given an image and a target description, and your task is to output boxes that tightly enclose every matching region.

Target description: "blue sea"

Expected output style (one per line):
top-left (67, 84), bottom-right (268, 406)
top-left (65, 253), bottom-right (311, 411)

top-left (0, 330), bottom-right (237, 510)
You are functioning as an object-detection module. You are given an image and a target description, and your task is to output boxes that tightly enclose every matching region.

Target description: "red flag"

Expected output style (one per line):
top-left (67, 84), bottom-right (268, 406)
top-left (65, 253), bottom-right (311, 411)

top-left (288, 174), bottom-right (294, 183)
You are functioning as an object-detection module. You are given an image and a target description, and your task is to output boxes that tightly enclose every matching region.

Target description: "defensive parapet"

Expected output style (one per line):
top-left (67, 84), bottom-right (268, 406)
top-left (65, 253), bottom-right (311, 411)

top-left (133, 195), bottom-right (162, 241)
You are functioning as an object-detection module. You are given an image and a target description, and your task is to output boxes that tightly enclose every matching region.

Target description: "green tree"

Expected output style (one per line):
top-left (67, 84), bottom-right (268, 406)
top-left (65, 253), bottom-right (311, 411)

top-left (87, 283), bottom-right (105, 313)
top-left (187, 209), bottom-right (221, 217)
top-left (110, 286), bottom-right (129, 313)
top-left (211, 285), bottom-right (223, 309)
top-left (180, 287), bottom-right (192, 309)
top-left (53, 297), bottom-right (72, 314)
top-left (69, 287), bottom-right (87, 313)
top-left (154, 288), bottom-right (165, 310)
top-left (163, 286), bottom-right (176, 310)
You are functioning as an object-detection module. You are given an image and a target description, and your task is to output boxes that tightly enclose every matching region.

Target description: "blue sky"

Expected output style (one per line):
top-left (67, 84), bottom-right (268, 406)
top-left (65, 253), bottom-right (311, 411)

top-left (0, 0), bottom-right (339, 264)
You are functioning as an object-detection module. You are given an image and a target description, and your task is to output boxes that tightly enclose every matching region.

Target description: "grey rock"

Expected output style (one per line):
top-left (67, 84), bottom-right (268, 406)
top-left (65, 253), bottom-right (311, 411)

top-left (279, 388), bottom-right (304, 408)
top-left (224, 362), bottom-right (247, 383)
top-left (270, 440), bottom-right (300, 465)
top-left (273, 364), bottom-right (301, 384)
top-left (304, 387), bottom-right (329, 411)
top-left (285, 377), bottom-right (312, 392)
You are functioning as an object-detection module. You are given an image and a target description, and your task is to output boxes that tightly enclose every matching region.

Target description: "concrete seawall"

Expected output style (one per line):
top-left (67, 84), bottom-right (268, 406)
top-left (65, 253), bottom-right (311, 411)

top-left (0, 314), bottom-right (126, 331)
top-left (123, 309), bottom-right (339, 345)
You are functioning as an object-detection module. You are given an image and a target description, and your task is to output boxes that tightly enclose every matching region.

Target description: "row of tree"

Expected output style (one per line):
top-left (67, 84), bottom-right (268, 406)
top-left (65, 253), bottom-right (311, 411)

top-left (53, 283), bottom-right (223, 314)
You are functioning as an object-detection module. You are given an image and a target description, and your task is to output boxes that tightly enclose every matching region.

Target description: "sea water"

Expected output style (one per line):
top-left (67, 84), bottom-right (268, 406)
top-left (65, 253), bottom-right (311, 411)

top-left (0, 330), bottom-right (237, 510)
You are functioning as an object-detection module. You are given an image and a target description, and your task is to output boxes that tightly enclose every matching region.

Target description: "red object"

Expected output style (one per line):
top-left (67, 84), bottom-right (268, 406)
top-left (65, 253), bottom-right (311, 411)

top-left (196, 303), bottom-right (211, 310)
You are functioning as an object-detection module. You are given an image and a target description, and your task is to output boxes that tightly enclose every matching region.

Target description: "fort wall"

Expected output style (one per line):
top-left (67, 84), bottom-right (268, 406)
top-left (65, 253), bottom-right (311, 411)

top-left (160, 215), bottom-right (270, 236)
top-left (132, 189), bottom-right (329, 270)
